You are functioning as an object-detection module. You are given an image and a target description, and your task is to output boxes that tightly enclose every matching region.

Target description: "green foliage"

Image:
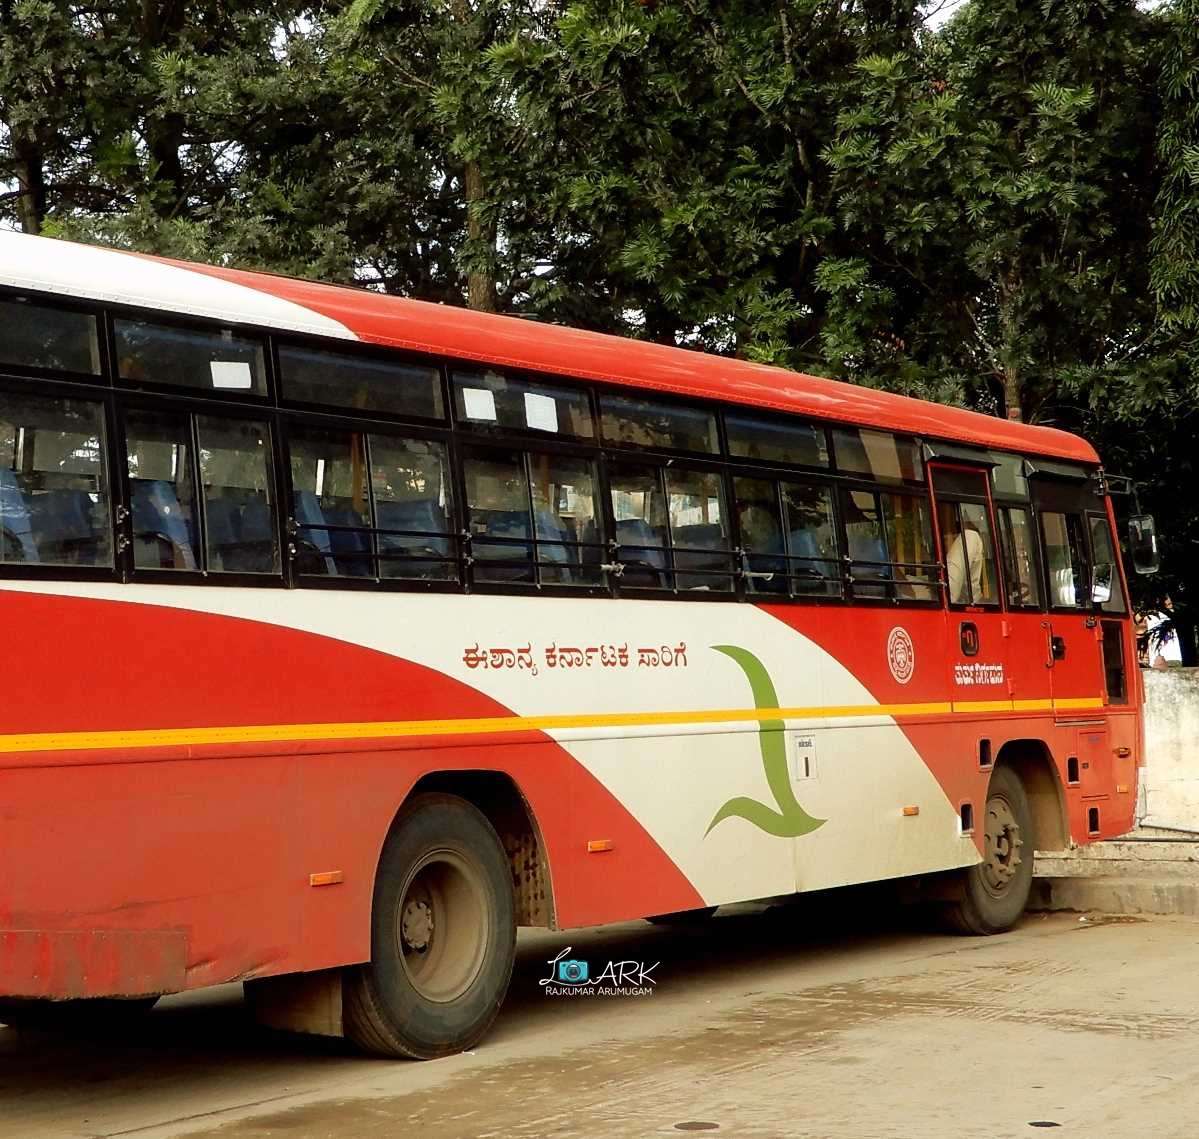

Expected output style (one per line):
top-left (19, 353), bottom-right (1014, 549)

top-left (5, 0), bottom-right (1199, 643)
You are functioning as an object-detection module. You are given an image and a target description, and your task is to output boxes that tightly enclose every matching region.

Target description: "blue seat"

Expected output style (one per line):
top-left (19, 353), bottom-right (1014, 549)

top-left (848, 531), bottom-right (889, 597)
top-left (616, 517), bottom-right (668, 586)
top-left (534, 509), bottom-right (573, 580)
top-left (292, 490), bottom-right (337, 575)
top-left (672, 522), bottom-right (731, 591)
top-left (209, 494), bottom-right (276, 574)
top-left (377, 499), bottom-right (452, 579)
top-left (0, 469), bottom-right (38, 563)
top-left (472, 508), bottom-right (534, 582)
top-left (130, 479), bottom-right (197, 569)
top-left (31, 489), bottom-right (109, 567)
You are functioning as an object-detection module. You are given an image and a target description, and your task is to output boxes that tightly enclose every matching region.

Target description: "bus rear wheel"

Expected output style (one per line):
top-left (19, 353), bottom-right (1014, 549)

top-left (343, 793), bottom-right (515, 1059)
top-left (944, 766), bottom-right (1034, 935)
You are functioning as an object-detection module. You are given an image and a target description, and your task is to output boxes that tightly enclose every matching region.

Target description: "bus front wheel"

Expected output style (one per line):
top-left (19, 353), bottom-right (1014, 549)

top-left (343, 793), bottom-right (516, 1059)
top-left (944, 765), bottom-right (1034, 935)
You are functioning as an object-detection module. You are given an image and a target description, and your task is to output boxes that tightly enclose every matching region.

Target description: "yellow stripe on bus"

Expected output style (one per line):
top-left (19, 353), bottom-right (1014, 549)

top-left (0, 696), bottom-right (1106, 757)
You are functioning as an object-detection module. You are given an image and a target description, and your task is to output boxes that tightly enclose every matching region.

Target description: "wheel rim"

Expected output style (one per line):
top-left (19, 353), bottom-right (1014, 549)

top-left (395, 849), bottom-right (489, 1003)
top-left (981, 792), bottom-right (1024, 896)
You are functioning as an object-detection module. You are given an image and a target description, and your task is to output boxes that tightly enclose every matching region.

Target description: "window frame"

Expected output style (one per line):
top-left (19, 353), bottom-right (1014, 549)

top-left (116, 394), bottom-right (286, 588)
top-left (0, 286), bottom-right (109, 385)
top-left (276, 334), bottom-right (450, 429)
top-left (281, 409), bottom-right (464, 594)
top-left (929, 464), bottom-right (1004, 611)
top-left (835, 478), bottom-right (941, 608)
top-left (995, 503), bottom-right (1046, 612)
top-left (110, 307), bottom-right (273, 407)
top-left (0, 375), bottom-right (120, 582)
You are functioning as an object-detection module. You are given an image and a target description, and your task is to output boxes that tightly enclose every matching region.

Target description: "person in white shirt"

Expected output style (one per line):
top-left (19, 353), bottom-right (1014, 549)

top-left (946, 523), bottom-right (984, 604)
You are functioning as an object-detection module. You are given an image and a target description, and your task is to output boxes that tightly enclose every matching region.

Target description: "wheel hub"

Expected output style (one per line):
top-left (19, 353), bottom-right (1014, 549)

top-left (401, 897), bottom-right (434, 952)
top-left (982, 795), bottom-right (1024, 894)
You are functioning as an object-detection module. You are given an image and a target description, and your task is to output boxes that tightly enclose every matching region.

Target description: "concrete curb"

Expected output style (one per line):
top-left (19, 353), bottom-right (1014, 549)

top-left (1032, 840), bottom-right (1199, 916)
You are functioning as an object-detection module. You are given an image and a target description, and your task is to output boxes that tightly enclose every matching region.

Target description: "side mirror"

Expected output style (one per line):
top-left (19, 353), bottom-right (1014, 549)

top-left (1128, 514), bottom-right (1160, 575)
top-left (1091, 562), bottom-right (1114, 605)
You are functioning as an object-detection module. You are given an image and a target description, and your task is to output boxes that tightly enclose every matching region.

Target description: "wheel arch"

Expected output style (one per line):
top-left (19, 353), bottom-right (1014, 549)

top-left (993, 738), bottom-right (1069, 851)
top-left (399, 770), bottom-right (556, 929)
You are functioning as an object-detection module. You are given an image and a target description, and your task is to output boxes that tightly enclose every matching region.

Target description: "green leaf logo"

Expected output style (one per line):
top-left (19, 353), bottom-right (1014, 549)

top-left (705, 645), bottom-right (826, 839)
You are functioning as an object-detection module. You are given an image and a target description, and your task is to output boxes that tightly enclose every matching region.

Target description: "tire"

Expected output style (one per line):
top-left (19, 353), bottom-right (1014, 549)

top-left (646, 906), bottom-right (718, 926)
top-left (0, 996), bottom-right (159, 1030)
top-left (343, 793), bottom-right (515, 1059)
top-left (944, 766), bottom-right (1034, 935)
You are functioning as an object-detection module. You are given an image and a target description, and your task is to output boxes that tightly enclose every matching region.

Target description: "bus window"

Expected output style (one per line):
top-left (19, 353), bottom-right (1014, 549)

top-left (609, 463), bottom-right (670, 588)
top-left (197, 417), bottom-right (279, 575)
top-left (0, 393), bottom-right (111, 567)
top-left (726, 411), bottom-right (828, 467)
top-left (938, 500), bottom-right (998, 606)
top-left (527, 453), bottom-right (602, 586)
top-left (126, 408), bottom-right (199, 571)
top-left (884, 493), bottom-right (937, 602)
top-left (115, 317), bottom-right (267, 395)
top-left (462, 449), bottom-right (533, 584)
top-left (844, 490), bottom-right (888, 597)
top-left (1041, 511), bottom-right (1089, 608)
top-left (0, 296), bottom-right (100, 375)
top-left (782, 479), bottom-right (839, 596)
top-left (599, 394), bottom-right (718, 454)
top-left (453, 371), bottom-right (593, 439)
top-left (832, 428), bottom-right (922, 483)
top-left (280, 343), bottom-right (443, 421)
top-left (1089, 514), bottom-right (1126, 613)
top-left (733, 477), bottom-right (787, 594)
top-left (371, 436), bottom-right (456, 582)
top-left (289, 426), bottom-right (372, 577)
top-left (667, 468), bottom-right (732, 592)
top-left (997, 506), bottom-right (1041, 607)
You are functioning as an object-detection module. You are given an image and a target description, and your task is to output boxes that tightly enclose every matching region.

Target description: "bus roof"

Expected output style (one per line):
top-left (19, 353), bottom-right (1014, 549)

top-left (5, 231), bottom-right (1099, 464)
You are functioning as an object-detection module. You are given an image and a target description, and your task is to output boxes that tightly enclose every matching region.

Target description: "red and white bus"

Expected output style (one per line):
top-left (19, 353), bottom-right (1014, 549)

top-left (0, 232), bottom-right (1148, 1058)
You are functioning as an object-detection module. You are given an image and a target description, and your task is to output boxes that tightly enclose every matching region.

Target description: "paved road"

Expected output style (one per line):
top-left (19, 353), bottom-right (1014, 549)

top-left (3, 900), bottom-right (1197, 1139)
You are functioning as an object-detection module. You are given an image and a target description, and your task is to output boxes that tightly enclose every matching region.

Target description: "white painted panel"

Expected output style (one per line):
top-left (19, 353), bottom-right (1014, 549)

top-left (0, 231), bottom-right (354, 341)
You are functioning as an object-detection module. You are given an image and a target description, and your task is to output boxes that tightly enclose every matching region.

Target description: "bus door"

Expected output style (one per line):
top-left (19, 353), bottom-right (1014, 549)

top-left (1028, 468), bottom-right (1109, 723)
top-left (928, 464), bottom-right (1011, 712)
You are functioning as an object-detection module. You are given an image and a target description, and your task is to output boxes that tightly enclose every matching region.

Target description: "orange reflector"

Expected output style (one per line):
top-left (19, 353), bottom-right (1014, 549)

top-left (902, 806), bottom-right (920, 817)
top-left (309, 871), bottom-right (345, 887)
top-left (587, 839), bottom-right (614, 853)
top-left (1117, 784), bottom-right (1130, 794)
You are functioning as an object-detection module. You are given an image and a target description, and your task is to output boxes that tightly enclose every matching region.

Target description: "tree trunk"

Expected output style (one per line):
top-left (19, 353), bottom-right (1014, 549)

top-left (1003, 362), bottom-right (1022, 422)
top-left (463, 159), bottom-right (498, 312)
top-left (140, 0), bottom-right (188, 218)
top-left (12, 136), bottom-right (45, 235)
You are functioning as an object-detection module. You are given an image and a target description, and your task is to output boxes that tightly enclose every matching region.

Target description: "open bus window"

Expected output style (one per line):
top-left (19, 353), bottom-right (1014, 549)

top-left (1088, 514), bottom-right (1126, 613)
top-left (0, 296), bottom-right (100, 375)
top-left (453, 370), bottom-right (593, 439)
top-left (115, 317), bottom-right (267, 395)
top-left (281, 343), bottom-right (443, 421)
top-left (371, 436), bottom-right (456, 582)
top-left (667, 467), bottom-right (732, 592)
top-left (832, 428), bottom-right (922, 483)
top-left (289, 426), bottom-right (372, 577)
top-left (938, 501), bottom-right (999, 606)
top-left (884, 493), bottom-right (937, 601)
top-left (997, 506), bottom-right (1041, 607)
top-left (528, 453), bottom-right (601, 585)
top-left (1041, 511), bottom-right (1089, 608)
top-left (126, 408), bottom-right (199, 571)
top-left (0, 393), bottom-right (111, 567)
top-left (197, 417), bottom-right (279, 575)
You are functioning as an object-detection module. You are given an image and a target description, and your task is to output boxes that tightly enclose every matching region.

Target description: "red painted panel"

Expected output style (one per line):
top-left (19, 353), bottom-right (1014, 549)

top-left (168, 256), bottom-right (1098, 465)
